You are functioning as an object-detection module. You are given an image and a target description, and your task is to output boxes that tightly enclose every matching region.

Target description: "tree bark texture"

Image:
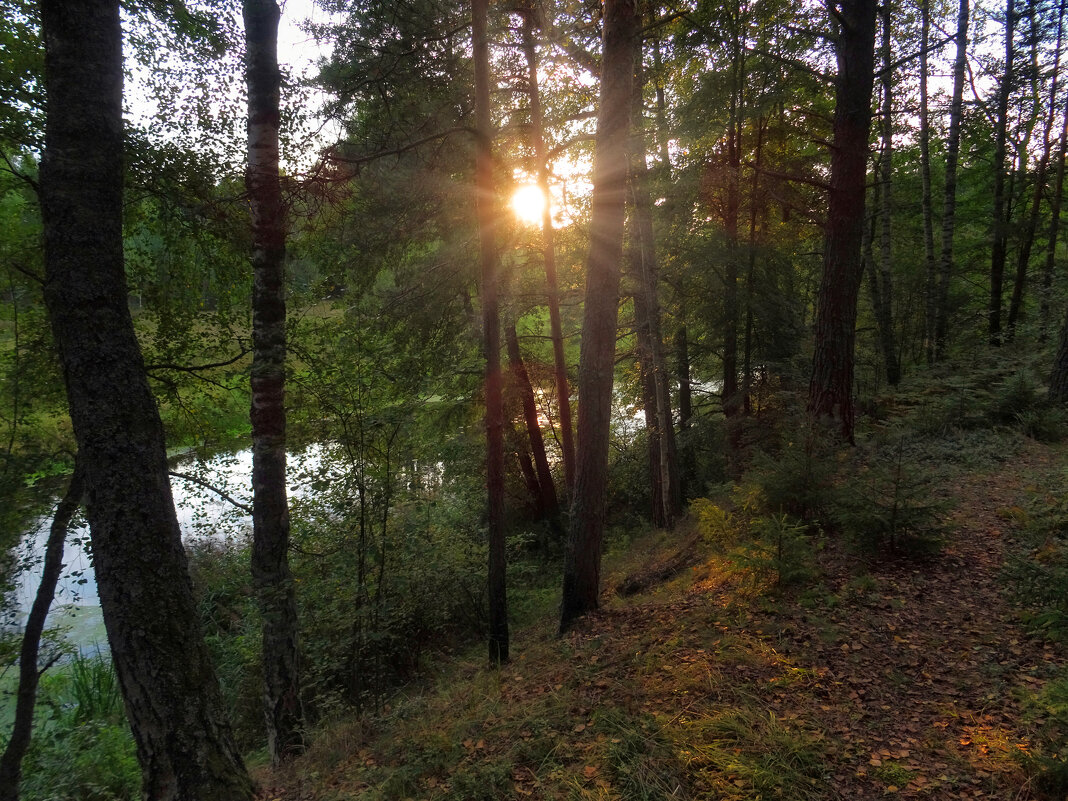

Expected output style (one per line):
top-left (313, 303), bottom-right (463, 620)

top-left (521, 5), bottom-right (575, 494)
top-left (37, 2), bottom-right (254, 798)
top-left (559, 0), bottom-right (637, 633)
top-left (0, 460), bottom-right (85, 801)
top-left (473, 0), bottom-right (509, 665)
top-left (989, 0), bottom-right (1015, 345)
top-left (808, 0), bottom-right (877, 443)
top-left (244, 0), bottom-right (304, 765)
top-left (935, 0), bottom-right (969, 360)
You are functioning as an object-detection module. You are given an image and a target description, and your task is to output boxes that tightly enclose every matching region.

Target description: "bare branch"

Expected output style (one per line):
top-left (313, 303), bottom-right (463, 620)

top-left (168, 471), bottom-right (252, 515)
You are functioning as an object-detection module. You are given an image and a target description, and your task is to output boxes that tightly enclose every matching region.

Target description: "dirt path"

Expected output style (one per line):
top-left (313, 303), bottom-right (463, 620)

top-left (562, 438), bottom-right (1068, 799)
top-left (762, 438), bottom-right (1066, 798)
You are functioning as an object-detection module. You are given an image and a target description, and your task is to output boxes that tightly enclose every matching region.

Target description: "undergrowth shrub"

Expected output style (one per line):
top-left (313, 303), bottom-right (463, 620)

top-left (745, 418), bottom-right (840, 524)
top-left (1020, 673), bottom-right (1068, 798)
top-left (693, 489), bottom-right (817, 587)
top-left (833, 437), bottom-right (948, 556)
top-left (14, 653), bottom-right (139, 801)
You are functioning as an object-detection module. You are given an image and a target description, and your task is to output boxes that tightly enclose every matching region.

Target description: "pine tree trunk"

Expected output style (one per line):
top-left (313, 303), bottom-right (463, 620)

top-left (1050, 307), bottom-right (1068, 402)
top-left (875, 1), bottom-right (900, 385)
top-left (560, 0), bottom-right (637, 632)
top-left (935, 0), bottom-right (969, 359)
top-left (37, 2), bottom-right (253, 797)
top-left (920, 0), bottom-right (938, 363)
top-left (473, 0), bottom-right (509, 665)
top-left (808, 0), bottom-right (878, 443)
top-left (506, 321), bottom-right (560, 523)
top-left (244, 0), bottom-right (303, 764)
top-left (521, 5), bottom-right (575, 493)
top-left (0, 460), bottom-right (85, 801)
top-left (677, 324), bottom-right (692, 428)
top-left (989, 0), bottom-right (1016, 346)
top-left (722, 58), bottom-right (742, 419)
top-left (743, 118), bottom-right (767, 415)
top-left (1042, 95), bottom-right (1068, 338)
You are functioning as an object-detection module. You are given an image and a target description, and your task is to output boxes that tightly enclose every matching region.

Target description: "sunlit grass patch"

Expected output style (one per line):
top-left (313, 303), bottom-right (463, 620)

top-left (674, 707), bottom-right (826, 799)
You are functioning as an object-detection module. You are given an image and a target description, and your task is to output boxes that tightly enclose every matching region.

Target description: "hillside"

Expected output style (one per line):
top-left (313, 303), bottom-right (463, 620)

top-left (258, 434), bottom-right (1068, 801)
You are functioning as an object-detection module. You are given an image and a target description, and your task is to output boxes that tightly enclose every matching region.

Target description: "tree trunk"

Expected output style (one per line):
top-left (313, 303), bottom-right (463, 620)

top-left (1007, 0), bottom-right (1064, 340)
top-left (808, 0), bottom-right (877, 443)
top-left (1042, 85), bottom-right (1068, 338)
top-left (244, 0), bottom-right (304, 765)
top-left (631, 285), bottom-right (666, 527)
top-left (506, 320), bottom-right (560, 523)
top-left (935, 0), bottom-right (969, 360)
top-left (629, 37), bottom-right (679, 527)
top-left (722, 18), bottom-right (743, 419)
top-left (473, 0), bottom-right (508, 665)
top-left (743, 118), bottom-right (767, 415)
top-left (676, 324), bottom-right (692, 428)
top-left (989, 0), bottom-right (1016, 346)
top-left (920, 0), bottom-right (938, 363)
top-left (521, 4), bottom-right (575, 493)
top-left (559, 0), bottom-right (637, 633)
top-left (0, 460), bottom-right (85, 801)
top-left (1050, 307), bottom-right (1068, 402)
top-left (37, 2), bottom-right (254, 797)
top-left (874, 0), bottom-right (900, 385)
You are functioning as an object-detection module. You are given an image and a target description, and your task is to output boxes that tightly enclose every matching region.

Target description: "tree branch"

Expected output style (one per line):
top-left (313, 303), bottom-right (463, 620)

top-left (144, 348), bottom-right (251, 374)
top-left (168, 471), bottom-right (252, 515)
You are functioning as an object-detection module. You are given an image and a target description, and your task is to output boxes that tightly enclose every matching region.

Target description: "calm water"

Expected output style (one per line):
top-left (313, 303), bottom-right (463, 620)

top-left (8, 444), bottom-right (330, 652)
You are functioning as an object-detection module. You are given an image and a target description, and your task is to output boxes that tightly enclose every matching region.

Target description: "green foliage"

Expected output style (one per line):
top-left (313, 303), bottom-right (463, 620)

top-left (691, 498), bottom-right (736, 546)
top-left (12, 654), bottom-right (140, 801)
top-left (745, 417), bottom-right (840, 523)
top-left (730, 514), bottom-right (817, 587)
top-left (1001, 469), bottom-right (1068, 641)
top-left (833, 438), bottom-right (948, 556)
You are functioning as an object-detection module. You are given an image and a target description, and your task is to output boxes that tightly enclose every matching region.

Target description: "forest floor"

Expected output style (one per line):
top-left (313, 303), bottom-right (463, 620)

top-left (263, 434), bottom-right (1068, 800)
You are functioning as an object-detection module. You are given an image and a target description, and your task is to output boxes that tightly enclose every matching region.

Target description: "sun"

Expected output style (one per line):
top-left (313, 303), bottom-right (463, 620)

top-left (511, 184), bottom-right (547, 226)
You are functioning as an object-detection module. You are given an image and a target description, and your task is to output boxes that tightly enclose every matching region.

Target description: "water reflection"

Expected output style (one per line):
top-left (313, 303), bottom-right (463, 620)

top-left (7, 444), bottom-right (330, 651)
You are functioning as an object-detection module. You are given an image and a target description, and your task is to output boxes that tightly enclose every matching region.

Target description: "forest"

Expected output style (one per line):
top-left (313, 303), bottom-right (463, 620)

top-left (3, 0), bottom-right (1068, 798)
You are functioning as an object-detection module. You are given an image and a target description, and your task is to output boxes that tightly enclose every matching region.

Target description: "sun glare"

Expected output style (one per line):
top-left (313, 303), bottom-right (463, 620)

top-left (511, 184), bottom-right (547, 226)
